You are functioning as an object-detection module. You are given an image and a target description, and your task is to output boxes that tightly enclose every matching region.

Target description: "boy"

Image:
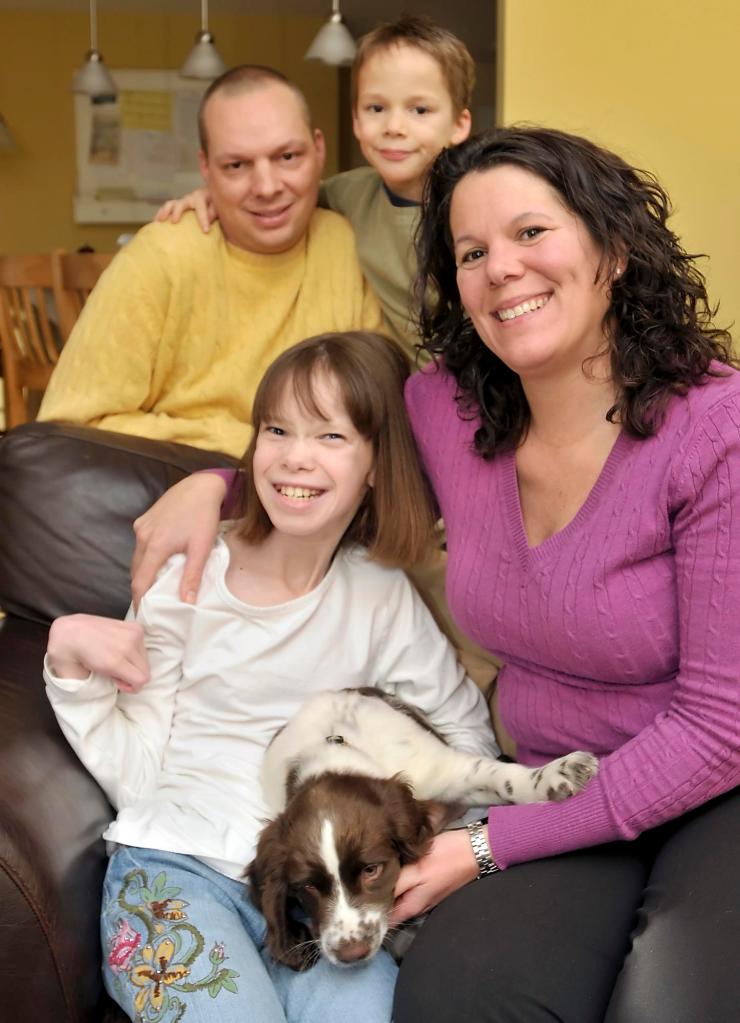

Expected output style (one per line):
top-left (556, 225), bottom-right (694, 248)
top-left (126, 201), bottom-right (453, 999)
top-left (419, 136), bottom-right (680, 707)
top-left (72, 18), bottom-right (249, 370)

top-left (157, 16), bottom-right (474, 356)
top-left (321, 15), bottom-right (472, 351)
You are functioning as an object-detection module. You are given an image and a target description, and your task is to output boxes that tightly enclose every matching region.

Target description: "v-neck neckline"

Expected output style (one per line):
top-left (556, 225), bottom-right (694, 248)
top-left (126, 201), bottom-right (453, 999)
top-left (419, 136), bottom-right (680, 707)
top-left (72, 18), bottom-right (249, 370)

top-left (502, 428), bottom-right (632, 566)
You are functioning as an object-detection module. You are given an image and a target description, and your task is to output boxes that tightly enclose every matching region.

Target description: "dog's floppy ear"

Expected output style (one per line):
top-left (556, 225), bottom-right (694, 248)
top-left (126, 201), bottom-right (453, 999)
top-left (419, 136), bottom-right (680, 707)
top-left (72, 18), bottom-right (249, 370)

top-left (247, 816), bottom-right (314, 972)
top-left (385, 777), bottom-right (453, 863)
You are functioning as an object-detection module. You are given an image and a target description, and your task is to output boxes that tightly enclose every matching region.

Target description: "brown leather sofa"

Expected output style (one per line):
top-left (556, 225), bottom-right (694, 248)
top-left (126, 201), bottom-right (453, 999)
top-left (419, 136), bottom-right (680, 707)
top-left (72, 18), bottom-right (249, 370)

top-left (0, 421), bottom-right (237, 1023)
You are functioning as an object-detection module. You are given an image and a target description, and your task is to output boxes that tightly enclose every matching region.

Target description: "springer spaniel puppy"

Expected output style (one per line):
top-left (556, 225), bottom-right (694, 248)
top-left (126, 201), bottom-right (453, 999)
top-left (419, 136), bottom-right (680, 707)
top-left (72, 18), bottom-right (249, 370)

top-left (247, 687), bottom-right (598, 971)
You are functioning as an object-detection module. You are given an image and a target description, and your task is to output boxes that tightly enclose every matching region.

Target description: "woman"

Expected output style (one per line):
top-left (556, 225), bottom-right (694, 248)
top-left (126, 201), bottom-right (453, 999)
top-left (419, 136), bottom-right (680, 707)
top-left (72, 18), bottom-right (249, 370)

top-left (391, 126), bottom-right (740, 1023)
top-left (128, 129), bottom-right (740, 1022)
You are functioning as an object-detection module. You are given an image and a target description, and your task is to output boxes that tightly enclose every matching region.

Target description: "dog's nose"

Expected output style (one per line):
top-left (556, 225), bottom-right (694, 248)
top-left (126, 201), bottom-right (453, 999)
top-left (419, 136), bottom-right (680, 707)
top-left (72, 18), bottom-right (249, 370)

top-left (336, 939), bottom-right (372, 963)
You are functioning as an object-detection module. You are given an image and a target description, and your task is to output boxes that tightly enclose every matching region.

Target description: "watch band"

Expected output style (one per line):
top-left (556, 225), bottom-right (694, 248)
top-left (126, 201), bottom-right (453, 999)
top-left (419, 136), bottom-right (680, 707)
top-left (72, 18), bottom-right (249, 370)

top-left (466, 819), bottom-right (500, 878)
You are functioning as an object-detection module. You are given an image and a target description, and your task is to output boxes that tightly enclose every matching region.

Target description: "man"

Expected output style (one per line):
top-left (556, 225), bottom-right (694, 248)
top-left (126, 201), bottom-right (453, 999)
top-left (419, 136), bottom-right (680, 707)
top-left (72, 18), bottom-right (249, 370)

top-left (39, 66), bottom-right (383, 457)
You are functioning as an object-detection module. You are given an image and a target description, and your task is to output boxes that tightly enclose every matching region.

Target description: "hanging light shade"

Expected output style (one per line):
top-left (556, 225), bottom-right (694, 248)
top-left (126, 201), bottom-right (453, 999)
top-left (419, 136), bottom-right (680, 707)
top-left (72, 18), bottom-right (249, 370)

top-left (73, 0), bottom-right (117, 98)
top-left (180, 0), bottom-right (227, 80)
top-left (305, 0), bottom-right (357, 67)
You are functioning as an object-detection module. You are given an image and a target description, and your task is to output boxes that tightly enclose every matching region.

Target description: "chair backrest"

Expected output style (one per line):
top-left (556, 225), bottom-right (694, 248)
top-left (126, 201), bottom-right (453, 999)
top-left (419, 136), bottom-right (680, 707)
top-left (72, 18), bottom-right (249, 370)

top-left (52, 249), bottom-right (114, 343)
top-left (0, 254), bottom-right (60, 429)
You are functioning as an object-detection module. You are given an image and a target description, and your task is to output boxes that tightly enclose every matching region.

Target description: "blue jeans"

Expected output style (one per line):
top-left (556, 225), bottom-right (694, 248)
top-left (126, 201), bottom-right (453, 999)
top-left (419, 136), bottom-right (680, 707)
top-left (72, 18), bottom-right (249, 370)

top-left (101, 845), bottom-right (397, 1023)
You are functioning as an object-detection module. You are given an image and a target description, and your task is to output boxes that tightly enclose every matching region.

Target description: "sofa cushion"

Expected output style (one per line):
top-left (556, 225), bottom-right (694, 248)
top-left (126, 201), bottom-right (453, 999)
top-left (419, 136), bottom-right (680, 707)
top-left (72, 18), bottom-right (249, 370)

top-left (0, 422), bottom-right (237, 625)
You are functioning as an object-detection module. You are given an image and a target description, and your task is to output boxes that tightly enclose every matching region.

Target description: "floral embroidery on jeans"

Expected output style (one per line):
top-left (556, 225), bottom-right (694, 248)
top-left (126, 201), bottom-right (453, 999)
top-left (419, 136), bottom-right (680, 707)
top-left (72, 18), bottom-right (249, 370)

top-left (107, 867), bottom-right (240, 1021)
top-left (131, 936), bottom-right (190, 1016)
top-left (108, 918), bottom-right (142, 974)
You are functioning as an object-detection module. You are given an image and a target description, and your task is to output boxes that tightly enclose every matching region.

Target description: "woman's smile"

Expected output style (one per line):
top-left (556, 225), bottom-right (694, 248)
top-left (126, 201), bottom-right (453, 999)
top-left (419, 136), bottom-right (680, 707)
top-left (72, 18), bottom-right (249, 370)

top-left (494, 293), bottom-right (552, 322)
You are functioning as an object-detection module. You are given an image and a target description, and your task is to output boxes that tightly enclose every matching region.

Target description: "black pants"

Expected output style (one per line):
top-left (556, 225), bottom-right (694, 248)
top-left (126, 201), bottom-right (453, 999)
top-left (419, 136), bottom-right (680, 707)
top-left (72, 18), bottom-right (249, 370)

top-left (394, 787), bottom-right (739, 1023)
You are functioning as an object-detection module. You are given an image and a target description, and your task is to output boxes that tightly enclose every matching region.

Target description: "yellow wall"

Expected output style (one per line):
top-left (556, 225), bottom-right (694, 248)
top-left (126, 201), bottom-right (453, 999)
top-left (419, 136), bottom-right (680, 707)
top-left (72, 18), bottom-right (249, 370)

top-left (0, 9), bottom-right (338, 253)
top-left (499, 0), bottom-right (739, 339)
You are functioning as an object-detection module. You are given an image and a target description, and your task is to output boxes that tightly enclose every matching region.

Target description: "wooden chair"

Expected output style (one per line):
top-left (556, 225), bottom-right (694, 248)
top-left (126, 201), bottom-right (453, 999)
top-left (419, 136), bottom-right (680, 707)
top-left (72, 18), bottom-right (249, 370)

top-left (0, 254), bottom-right (60, 429)
top-left (52, 249), bottom-right (113, 343)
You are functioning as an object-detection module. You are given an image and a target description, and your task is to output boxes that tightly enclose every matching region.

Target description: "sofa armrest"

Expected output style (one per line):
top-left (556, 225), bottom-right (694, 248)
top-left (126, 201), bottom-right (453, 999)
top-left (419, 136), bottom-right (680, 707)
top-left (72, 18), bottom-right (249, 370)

top-left (0, 423), bottom-right (238, 1019)
top-left (0, 615), bottom-right (127, 1021)
top-left (0, 422), bottom-right (238, 625)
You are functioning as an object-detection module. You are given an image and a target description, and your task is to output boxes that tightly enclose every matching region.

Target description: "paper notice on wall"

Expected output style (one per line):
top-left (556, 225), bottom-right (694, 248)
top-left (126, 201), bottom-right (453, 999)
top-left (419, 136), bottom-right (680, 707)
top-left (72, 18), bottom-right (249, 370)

top-left (88, 102), bottom-right (121, 165)
top-left (173, 92), bottom-right (202, 169)
top-left (75, 70), bottom-right (207, 222)
top-left (120, 90), bottom-right (172, 133)
top-left (130, 130), bottom-right (179, 198)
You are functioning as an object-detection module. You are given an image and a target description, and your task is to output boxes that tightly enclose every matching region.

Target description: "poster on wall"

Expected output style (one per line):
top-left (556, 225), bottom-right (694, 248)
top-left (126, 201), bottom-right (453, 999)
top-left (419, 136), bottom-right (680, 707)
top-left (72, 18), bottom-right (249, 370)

top-left (74, 69), bottom-right (207, 224)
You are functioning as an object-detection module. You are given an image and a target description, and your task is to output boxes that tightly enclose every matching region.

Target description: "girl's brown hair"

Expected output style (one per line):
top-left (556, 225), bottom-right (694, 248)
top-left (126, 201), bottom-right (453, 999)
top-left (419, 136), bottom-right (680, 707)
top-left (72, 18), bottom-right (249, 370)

top-left (237, 332), bottom-right (436, 568)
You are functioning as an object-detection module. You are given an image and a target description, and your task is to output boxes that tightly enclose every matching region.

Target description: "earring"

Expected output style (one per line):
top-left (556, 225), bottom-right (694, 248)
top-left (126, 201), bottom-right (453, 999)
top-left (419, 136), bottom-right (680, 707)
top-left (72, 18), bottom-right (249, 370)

top-left (615, 266), bottom-right (623, 276)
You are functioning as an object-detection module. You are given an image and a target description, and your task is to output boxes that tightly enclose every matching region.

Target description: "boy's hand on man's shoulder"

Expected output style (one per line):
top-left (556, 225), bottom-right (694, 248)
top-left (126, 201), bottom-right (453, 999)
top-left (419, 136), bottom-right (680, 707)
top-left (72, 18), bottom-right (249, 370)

top-left (154, 188), bottom-right (217, 234)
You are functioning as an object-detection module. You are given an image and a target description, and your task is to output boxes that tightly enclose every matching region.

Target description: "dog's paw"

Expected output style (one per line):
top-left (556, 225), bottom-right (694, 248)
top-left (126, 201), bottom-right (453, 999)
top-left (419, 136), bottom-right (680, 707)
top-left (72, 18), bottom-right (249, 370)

top-left (541, 751), bottom-right (599, 801)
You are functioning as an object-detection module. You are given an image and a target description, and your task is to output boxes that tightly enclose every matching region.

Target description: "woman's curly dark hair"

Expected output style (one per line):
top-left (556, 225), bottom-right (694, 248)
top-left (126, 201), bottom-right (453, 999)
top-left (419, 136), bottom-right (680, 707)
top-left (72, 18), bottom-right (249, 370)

top-left (415, 126), bottom-right (734, 458)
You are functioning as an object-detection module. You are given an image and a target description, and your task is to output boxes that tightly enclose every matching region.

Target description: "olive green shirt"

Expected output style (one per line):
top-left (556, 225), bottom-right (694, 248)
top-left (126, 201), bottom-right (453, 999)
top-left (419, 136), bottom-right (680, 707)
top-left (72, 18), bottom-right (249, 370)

top-left (321, 167), bottom-right (422, 360)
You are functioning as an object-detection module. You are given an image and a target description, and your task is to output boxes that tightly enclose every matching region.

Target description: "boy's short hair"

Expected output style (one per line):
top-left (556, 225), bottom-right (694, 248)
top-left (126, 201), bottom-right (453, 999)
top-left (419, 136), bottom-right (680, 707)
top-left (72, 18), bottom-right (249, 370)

top-left (198, 64), bottom-right (313, 154)
top-left (237, 332), bottom-right (436, 569)
top-left (351, 15), bottom-right (475, 116)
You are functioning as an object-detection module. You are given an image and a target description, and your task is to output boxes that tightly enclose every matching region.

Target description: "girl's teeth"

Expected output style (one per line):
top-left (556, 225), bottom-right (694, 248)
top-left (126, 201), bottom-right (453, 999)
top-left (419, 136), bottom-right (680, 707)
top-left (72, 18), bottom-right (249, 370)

top-left (497, 296), bottom-right (549, 321)
top-left (279, 486), bottom-right (320, 499)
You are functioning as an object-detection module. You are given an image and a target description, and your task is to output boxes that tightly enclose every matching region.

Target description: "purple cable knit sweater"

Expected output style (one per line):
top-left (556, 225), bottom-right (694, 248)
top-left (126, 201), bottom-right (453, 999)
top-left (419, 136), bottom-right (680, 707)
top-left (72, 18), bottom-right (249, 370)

top-left (405, 364), bottom-right (740, 868)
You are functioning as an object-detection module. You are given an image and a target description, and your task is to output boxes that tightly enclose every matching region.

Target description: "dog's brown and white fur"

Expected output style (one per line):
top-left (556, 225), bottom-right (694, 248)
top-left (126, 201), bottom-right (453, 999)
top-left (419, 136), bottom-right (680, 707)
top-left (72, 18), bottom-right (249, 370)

top-left (247, 688), bottom-right (598, 971)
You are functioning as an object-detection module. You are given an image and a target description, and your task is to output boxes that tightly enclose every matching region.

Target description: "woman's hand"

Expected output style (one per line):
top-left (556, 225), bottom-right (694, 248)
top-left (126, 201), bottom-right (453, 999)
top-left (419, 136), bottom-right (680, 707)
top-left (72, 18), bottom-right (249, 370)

top-left (154, 187), bottom-right (217, 233)
top-left (390, 828), bottom-right (480, 925)
top-left (47, 614), bottom-right (150, 693)
top-left (131, 472), bottom-right (228, 607)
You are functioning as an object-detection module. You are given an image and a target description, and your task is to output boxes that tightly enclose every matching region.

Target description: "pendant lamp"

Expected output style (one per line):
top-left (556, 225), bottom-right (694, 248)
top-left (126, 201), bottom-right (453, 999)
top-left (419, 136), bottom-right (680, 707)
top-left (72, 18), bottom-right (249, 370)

top-left (73, 0), bottom-right (117, 98)
top-left (180, 0), bottom-right (227, 80)
top-left (305, 0), bottom-right (357, 67)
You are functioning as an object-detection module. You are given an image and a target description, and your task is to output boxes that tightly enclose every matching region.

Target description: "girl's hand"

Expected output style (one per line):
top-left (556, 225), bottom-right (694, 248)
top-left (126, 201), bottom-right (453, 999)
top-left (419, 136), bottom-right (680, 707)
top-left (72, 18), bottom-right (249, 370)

top-left (47, 614), bottom-right (150, 693)
top-left (131, 472), bottom-right (228, 607)
top-left (154, 187), bottom-right (217, 233)
top-left (390, 828), bottom-right (480, 925)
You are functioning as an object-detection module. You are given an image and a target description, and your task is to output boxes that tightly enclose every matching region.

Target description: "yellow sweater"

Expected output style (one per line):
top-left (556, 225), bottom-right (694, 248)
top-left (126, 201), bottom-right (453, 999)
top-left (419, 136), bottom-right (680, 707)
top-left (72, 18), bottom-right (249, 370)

top-left (39, 210), bottom-right (383, 457)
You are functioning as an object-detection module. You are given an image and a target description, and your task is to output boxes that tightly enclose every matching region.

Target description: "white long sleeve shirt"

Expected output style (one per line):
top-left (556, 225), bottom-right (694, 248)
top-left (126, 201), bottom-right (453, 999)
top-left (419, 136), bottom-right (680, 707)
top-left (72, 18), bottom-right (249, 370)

top-left (45, 538), bottom-right (498, 879)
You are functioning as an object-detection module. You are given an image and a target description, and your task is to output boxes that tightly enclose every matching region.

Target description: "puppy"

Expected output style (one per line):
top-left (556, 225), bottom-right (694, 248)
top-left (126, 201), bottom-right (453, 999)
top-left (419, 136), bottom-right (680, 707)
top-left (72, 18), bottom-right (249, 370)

top-left (247, 687), bottom-right (598, 970)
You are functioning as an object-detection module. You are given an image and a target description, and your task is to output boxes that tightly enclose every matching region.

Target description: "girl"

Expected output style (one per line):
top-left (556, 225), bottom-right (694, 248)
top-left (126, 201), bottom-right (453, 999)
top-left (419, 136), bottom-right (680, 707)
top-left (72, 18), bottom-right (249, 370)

top-left (44, 331), bottom-right (498, 1023)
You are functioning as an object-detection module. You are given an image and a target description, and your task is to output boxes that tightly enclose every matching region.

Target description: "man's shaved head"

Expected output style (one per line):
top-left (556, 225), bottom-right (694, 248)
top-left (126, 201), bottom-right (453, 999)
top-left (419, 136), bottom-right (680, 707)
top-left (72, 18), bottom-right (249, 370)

top-left (198, 65), bottom-right (313, 155)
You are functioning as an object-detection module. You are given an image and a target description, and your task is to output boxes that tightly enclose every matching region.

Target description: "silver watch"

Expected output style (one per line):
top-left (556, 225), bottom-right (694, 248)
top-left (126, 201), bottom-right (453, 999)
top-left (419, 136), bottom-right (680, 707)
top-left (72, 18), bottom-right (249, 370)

top-left (466, 819), bottom-right (500, 878)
